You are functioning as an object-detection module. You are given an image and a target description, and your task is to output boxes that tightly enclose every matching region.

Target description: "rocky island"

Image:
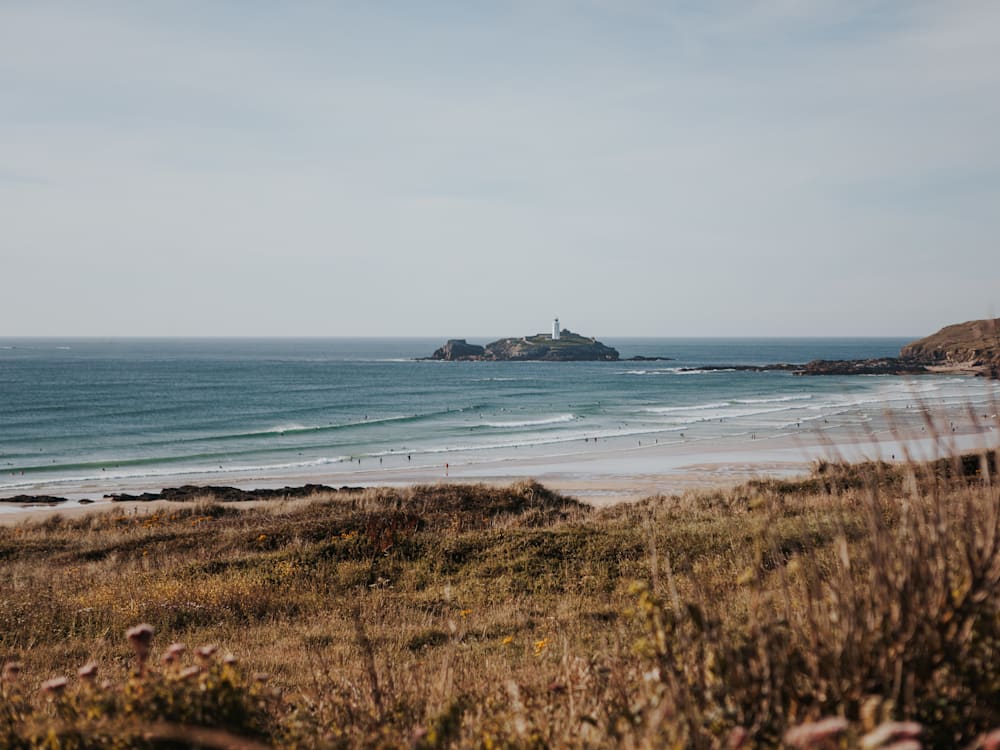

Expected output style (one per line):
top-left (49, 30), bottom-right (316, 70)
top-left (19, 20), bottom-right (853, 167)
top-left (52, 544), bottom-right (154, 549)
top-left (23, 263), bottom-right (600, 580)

top-left (800, 317), bottom-right (1000, 378)
top-left (428, 329), bottom-right (621, 361)
top-left (425, 317), bottom-right (1000, 374)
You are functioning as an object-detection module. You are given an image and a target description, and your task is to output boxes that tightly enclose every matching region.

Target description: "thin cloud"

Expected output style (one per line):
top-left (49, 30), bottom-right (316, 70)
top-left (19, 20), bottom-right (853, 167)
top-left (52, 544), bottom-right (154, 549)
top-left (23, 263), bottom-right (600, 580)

top-left (0, 2), bottom-right (997, 336)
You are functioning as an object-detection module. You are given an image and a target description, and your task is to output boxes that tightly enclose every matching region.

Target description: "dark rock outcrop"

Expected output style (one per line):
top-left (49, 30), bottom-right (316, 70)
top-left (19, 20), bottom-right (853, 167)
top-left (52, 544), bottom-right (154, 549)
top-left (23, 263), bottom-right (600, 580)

top-left (429, 339), bottom-right (486, 361)
top-left (106, 484), bottom-right (365, 503)
top-left (0, 494), bottom-right (68, 505)
top-left (796, 358), bottom-right (930, 376)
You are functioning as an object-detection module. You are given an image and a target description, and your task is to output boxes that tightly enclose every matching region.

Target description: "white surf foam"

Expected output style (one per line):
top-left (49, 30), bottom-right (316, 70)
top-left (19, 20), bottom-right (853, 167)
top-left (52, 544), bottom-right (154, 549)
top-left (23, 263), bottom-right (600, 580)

top-left (734, 394), bottom-right (813, 405)
top-left (645, 402), bottom-right (731, 414)
top-left (481, 414), bottom-right (576, 428)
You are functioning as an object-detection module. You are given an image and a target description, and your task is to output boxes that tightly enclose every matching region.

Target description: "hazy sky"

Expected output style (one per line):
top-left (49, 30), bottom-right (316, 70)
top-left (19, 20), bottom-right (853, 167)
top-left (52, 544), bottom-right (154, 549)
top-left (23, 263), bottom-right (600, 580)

top-left (2, 1), bottom-right (998, 337)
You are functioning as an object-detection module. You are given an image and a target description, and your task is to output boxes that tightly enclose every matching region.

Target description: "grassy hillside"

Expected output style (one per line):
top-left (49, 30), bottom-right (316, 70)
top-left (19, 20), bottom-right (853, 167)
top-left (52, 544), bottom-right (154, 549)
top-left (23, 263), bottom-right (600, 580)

top-left (1, 458), bottom-right (999, 748)
top-left (901, 317), bottom-right (1000, 373)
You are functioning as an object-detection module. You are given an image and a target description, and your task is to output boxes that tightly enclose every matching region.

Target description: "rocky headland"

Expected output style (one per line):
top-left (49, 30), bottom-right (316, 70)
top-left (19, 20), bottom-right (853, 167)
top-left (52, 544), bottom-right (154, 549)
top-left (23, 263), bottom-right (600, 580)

top-left (427, 330), bottom-right (621, 361)
top-left (900, 318), bottom-right (1000, 376)
top-left (799, 318), bottom-right (1000, 378)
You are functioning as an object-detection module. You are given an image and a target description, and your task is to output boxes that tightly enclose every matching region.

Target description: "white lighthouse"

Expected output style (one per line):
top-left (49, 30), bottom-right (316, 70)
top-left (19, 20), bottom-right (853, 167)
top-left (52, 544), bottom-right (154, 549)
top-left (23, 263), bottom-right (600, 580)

top-left (552, 318), bottom-right (560, 340)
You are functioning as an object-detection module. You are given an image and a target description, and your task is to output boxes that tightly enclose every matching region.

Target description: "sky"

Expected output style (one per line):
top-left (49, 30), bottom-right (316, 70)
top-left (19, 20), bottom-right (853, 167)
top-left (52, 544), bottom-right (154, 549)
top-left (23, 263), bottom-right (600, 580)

top-left (1, 1), bottom-right (998, 338)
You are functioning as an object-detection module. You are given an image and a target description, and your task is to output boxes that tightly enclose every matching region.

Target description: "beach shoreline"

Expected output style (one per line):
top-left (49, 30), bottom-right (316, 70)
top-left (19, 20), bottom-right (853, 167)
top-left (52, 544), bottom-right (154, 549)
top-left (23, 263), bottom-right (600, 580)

top-left (7, 338), bottom-right (999, 515)
top-left (3, 409), bottom-right (997, 526)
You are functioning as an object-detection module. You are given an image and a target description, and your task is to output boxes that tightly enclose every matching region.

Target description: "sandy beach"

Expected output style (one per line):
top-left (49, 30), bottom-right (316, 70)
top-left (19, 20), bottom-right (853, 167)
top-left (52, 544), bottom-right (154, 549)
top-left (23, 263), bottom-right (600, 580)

top-left (3, 406), bottom-right (996, 526)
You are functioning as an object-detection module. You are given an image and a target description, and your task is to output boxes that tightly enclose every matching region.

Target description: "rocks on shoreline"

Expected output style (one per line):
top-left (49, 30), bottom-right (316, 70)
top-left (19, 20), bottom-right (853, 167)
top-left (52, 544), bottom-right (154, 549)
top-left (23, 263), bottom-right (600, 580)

top-left (0, 494), bottom-right (77, 506)
top-left (795, 358), bottom-right (932, 376)
top-left (104, 484), bottom-right (365, 503)
top-left (1, 484), bottom-right (366, 507)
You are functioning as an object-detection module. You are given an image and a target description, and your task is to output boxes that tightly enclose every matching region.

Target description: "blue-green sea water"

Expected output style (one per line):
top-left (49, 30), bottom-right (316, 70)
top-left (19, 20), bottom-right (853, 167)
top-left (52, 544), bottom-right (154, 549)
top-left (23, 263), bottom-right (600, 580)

top-left (2, 337), bottom-right (998, 496)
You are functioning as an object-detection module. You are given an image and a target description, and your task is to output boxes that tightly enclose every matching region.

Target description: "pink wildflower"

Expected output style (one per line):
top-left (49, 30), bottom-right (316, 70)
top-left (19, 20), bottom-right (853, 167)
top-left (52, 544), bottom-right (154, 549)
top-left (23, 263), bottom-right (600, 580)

top-left (728, 726), bottom-right (749, 748)
top-left (861, 721), bottom-right (923, 749)
top-left (162, 642), bottom-right (187, 664)
top-left (195, 644), bottom-right (219, 664)
top-left (40, 676), bottom-right (68, 696)
top-left (2, 661), bottom-right (23, 683)
top-left (77, 661), bottom-right (99, 682)
top-left (785, 717), bottom-right (849, 748)
top-left (126, 623), bottom-right (155, 668)
top-left (984, 728), bottom-right (1000, 750)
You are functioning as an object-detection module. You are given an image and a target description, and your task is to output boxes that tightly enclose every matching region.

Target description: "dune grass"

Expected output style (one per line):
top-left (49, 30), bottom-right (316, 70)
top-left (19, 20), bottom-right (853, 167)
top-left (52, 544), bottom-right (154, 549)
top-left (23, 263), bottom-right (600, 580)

top-left (1, 454), bottom-right (999, 748)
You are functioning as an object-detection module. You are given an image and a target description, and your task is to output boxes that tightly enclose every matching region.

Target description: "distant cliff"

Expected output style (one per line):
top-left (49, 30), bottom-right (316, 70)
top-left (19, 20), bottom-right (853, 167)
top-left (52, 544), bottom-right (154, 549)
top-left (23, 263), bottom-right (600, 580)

top-left (800, 318), bottom-right (1000, 378)
top-left (900, 318), bottom-right (1000, 376)
top-left (428, 331), bottom-right (620, 361)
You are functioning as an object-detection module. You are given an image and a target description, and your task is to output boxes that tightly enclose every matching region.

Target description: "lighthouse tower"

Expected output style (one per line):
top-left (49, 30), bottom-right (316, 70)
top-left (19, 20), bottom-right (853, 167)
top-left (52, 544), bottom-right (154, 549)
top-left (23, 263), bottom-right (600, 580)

top-left (552, 318), bottom-right (560, 340)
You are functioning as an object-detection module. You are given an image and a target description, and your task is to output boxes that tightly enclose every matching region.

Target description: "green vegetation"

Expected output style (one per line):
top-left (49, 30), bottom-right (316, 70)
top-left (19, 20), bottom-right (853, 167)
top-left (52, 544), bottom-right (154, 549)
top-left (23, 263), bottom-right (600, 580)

top-left (1, 458), bottom-right (999, 748)
top-left (524, 331), bottom-right (596, 347)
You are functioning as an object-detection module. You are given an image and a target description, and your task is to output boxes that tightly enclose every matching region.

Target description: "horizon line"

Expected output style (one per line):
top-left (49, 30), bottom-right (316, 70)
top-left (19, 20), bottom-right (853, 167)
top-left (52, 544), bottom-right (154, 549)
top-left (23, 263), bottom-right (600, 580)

top-left (0, 333), bottom-right (920, 340)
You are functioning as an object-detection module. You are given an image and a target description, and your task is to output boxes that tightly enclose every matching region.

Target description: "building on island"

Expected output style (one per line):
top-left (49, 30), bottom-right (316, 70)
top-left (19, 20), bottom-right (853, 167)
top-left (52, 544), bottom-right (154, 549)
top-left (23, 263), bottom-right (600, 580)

top-left (552, 318), bottom-right (560, 340)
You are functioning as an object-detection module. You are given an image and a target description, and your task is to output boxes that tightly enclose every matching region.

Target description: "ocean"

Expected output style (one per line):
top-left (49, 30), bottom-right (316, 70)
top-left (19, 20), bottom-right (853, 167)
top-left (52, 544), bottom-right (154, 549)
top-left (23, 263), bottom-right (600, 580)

top-left (2, 337), bottom-right (999, 498)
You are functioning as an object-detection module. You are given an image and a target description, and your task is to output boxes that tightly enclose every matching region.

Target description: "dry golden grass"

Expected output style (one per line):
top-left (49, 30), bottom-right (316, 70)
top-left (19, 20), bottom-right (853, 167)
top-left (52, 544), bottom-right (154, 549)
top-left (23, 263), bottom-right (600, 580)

top-left (1, 462), bottom-right (998, 748)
